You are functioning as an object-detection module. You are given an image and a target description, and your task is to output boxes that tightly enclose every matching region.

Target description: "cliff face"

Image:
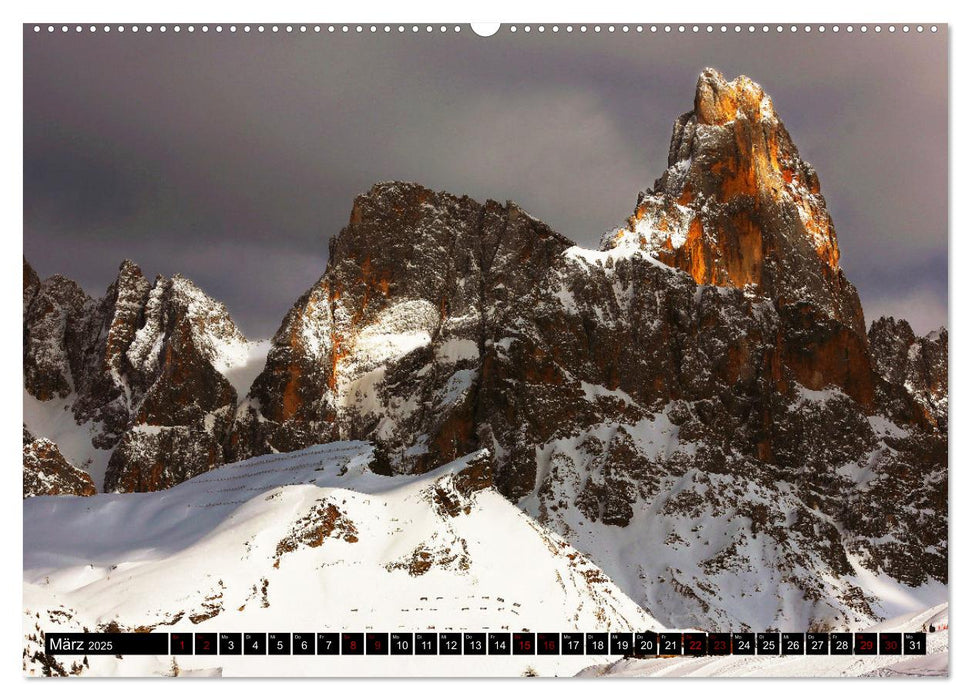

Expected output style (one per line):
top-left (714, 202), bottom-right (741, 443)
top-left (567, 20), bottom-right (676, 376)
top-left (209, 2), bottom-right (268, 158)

top-left (23, 259), bottom-right (249, 493)
top-left (67, 259), bottom-right (154, 446)
top-left (608, 69), bottom-right (854, 321)
top-left (231, 183), bottom-right (573, 475)
top-left (23, 262), bottom-right (89, 402)
top-left (604, 68), bottom-right (873, 407)
top-left (868, 316), bottom-right (948, 430)
top-left (101, 274), bottom-right (245, 492)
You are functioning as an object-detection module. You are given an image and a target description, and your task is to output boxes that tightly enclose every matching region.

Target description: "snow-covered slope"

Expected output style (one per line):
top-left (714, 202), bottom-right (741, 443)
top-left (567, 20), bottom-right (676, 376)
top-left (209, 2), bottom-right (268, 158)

top-left (577, 603), bottom-right (949, 678)
top-left (518, 389), bottom-right (947, 633)
top-left (23, 443), bottom-right (662, 677)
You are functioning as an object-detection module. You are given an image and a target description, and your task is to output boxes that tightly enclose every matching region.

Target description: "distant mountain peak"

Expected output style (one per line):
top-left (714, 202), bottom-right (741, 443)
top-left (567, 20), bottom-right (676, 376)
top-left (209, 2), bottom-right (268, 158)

top-left (117, 257), bottom-right (142, 275)
top-left (23, 260), bottom-right (255, 493)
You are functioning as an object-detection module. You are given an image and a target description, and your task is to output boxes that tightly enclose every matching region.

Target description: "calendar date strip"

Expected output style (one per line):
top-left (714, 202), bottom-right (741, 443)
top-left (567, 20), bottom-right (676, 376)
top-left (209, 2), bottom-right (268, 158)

top-left (45, 631), bottom-right (928, 657)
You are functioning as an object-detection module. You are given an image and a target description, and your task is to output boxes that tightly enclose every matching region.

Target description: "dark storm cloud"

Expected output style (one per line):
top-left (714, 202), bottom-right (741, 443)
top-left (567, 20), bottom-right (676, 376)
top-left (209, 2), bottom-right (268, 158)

top-left (24, 27), bottom-right (947, 336)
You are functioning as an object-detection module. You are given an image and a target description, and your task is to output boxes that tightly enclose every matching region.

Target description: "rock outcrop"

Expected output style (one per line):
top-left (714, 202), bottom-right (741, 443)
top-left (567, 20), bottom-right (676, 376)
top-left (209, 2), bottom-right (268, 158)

top-left (869, 316), bottom-right (948, 430)
top-left (23, 260), bottom-right (89, 402)
top-left (23, 426), bottom-right (96, 498)
top-left (604, 68), bottom-right (874, 407)
top-left (606, 69), bottom-right (857, 326)
top-left (231, 184), bottom-right (573, 476)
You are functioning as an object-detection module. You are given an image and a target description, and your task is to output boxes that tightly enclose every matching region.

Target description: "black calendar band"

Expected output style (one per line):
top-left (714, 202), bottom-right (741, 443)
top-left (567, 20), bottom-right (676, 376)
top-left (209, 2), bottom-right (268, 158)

top-left (44, 631), bottom-right (928, 657)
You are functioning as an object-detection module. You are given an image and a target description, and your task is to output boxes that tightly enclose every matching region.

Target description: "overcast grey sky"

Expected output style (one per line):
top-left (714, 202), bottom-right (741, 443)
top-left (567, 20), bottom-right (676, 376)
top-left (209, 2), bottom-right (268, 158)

top-left (24, 26), bottom-right (947, 336)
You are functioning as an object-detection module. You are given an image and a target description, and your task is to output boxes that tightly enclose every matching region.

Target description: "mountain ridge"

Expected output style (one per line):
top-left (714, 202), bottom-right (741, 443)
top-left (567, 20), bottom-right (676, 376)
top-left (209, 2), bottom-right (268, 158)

top-left (23, 257), bottom-right (253, 494)
top-left (23, 69), bottom-right (947, 633)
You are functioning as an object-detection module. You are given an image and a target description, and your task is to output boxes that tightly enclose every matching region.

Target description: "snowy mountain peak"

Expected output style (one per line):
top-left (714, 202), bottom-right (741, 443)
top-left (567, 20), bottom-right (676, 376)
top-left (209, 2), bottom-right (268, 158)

top-left (116, 257), bottom-right (143, 278)
top-left (233, 180), bottom-right (574, 469)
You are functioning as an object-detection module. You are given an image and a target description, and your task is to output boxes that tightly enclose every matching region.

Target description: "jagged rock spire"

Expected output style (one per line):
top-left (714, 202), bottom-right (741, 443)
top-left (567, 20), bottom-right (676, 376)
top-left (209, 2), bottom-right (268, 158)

top-left (605, 68), bottom-right (859, 334)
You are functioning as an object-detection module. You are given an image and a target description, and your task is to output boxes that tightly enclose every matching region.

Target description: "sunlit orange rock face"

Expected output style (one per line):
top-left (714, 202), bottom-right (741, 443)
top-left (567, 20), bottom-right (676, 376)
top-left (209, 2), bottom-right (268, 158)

top-left (617, 69), bottom-right (842, 292)
top-left (607, 68), bottom-right (873, 405)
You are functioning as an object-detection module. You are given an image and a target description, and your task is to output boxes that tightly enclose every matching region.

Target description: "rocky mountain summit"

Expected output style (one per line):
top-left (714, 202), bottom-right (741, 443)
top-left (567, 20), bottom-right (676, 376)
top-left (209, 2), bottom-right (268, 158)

top-left (606, 69), bottom-right (876, 408)
top-left (23, 258), bottom-right (249, 492)
top-left (607, 69), bottom-right (855, 323)
top-left (230, 187), bottom-right (574, 483)
top-left (24, 69), bottom-right (946, 631)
